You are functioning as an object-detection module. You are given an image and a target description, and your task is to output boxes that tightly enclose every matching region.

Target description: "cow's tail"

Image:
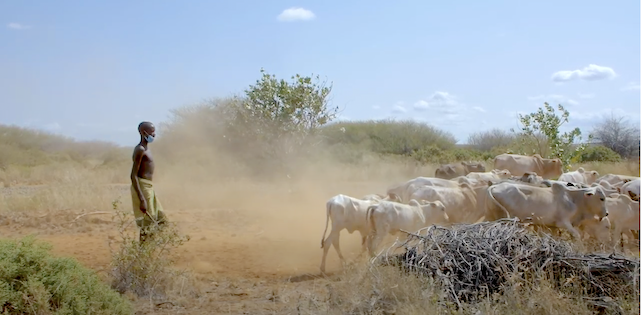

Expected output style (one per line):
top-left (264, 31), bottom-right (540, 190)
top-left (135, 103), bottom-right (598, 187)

top-left (320, 199), bottom-right (333, 248)
top-left (486, 185), bottom-right (510, 220)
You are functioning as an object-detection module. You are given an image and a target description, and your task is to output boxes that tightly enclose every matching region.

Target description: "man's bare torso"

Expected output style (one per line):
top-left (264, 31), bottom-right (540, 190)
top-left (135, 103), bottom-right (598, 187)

top-left (133, 144), bottom-right (155, 181)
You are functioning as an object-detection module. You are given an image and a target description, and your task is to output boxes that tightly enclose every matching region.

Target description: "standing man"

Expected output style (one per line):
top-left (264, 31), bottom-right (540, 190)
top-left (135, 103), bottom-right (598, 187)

top-left (131, 121), bottom-right (167, 243)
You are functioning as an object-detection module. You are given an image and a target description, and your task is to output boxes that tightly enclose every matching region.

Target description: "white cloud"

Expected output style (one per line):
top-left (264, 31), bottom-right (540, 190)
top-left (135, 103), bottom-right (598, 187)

top-left (620, 81), bottom-right (640, 91)
top-left (391, 104), bottom-right (407, 114)
top-left (527, 94), bottom-right (579, 106)
top-left (7, 23), bottom-right (31, 30)
top-left (277, 7), bottom-right (316, 22)
top-left (577, 93), bottom-right (595, 99)
top-left (410, 91), bottom-right (481, 127)
top-left (551, 64), bottom-right (616, 82)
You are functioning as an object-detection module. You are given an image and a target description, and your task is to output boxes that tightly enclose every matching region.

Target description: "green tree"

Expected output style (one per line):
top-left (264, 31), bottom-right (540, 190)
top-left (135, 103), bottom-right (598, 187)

top-left (510, 102), bottom-right (591, 171)
top-left (210, 68), bottom-right (340, 175)
top-left (238, 68), bottom-right (336, 139)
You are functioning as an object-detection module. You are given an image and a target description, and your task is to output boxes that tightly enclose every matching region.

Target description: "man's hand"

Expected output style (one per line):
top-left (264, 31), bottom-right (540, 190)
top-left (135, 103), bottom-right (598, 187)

top-left (139, 198), bottom-right (148, 214)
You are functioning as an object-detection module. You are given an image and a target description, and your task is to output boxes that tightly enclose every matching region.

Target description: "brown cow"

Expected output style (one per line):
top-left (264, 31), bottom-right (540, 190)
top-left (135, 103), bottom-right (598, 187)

top-left (493, 153), bottom-right (563, 179)
top-left (434, 161), bottom-right (486, 180)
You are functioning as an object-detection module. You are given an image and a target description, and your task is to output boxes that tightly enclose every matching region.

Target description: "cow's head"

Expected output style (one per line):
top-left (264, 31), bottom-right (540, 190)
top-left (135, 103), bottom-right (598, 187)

top-left (583, 186), bottom-right (608, 220)
top-left (491, 169), bottom-right (512, 179)
top-left (419, 200), bottom-right (449, 225)
top-left (553, 183), bottom-right (608, 220)
top-left (543, 158), bottom-right (564, 179)
top-left (585, 170), bottom-right (600, 185)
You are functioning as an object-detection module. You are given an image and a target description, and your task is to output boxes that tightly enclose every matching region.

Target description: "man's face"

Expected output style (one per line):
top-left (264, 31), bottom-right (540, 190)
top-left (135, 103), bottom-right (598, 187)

top-left (141, 125), bottom-right (156, 138)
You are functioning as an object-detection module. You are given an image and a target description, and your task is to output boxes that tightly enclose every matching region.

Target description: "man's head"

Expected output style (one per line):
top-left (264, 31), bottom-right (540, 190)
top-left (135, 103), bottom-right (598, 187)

top-left (138, 121), bottom-right (156, 143)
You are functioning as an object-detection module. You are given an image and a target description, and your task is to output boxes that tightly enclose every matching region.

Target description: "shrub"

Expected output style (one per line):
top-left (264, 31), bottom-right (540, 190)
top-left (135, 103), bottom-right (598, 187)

top-left (108, 198), bottom-right (191, 300)
top-left (0, 235), bottom-right (132, 315)
top-left (577, 145), bottom-right (622, 163)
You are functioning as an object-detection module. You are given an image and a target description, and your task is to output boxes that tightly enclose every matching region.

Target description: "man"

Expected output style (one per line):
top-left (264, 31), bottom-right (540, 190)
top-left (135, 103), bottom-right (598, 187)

top-left (130, 121), bottom-right (167, 243)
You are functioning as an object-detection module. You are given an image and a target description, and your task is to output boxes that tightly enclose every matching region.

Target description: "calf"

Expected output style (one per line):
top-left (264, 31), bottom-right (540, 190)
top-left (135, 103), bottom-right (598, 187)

top-left (366, 199), bottom-right (449, 256)
top-left (319, 194), bottom-right (385, 273)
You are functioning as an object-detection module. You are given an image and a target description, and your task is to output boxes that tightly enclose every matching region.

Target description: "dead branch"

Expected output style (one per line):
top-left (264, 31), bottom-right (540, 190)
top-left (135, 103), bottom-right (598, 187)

top-left (376, 218), bottom-right (640, 310)
top-left (70, 211), bottom-right (112, 223)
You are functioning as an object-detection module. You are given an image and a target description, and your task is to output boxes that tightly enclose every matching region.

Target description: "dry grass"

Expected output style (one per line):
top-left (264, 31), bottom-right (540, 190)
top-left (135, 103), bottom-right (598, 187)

top-left (0, 121), bottom-right (639, 314)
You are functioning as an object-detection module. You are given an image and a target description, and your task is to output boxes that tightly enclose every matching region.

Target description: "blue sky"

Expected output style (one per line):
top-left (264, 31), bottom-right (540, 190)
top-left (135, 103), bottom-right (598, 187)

top-left (1, 0), bottom-right (639, 146)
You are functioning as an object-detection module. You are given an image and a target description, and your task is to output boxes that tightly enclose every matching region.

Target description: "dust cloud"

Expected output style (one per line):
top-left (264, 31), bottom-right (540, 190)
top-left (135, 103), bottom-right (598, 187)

top-left (147, 122), bottom-right (435, 278)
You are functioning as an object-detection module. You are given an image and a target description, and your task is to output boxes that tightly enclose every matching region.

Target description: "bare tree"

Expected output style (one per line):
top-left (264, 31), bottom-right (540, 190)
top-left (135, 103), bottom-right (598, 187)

top-left (590, 113), bottom-right (640, 158)
top-left (467, 128), bottom-right (515, 152)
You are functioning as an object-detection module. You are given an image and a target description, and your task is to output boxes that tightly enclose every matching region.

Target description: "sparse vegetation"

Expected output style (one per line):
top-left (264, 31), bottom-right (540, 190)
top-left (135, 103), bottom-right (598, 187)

top-left (0, 68), bottom-right (638, 314)
top-left (108, 198), bottom-right (193, 300)
top-left (590, 112), bottom-right (641, 159)
top-left (0, 235), bottom-right (132, 314)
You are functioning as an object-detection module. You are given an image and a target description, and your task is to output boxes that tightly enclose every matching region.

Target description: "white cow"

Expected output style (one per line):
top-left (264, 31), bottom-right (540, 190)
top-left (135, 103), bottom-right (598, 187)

top-left (484, 181), bottom-right (608, 240)
top-left (386, 176), bottom-right (487, 203)
top-left (466, 169), bottom-right (512, 182)
top-left (603, 193), bottom-right (640, 249)
top-left (319, 194), bottom-right (388, 273)
top-left (558, 167), bottom-right (600, 185)
top-left (366, 199), bottom-right (450, 256)
top-left (362, 194), bottom-right (401, 202)
top-left (621, 178), bottom-right (640, 201)
top-left (409, 182), bottom-right (488, 224)
top-left (590, 181), bottom-right (620, 196)
top-left (595, 174), bottom-right (639, 188)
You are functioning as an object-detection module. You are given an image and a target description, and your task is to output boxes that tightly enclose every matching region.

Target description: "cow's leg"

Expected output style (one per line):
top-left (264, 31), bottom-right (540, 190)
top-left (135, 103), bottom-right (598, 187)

top-left (320, 229), bottom-right (345, 274)
top-left (610, 227), bottom-right (623, 253)
top-left (558, 220), bottom-right (582, 244)
top-left (367, 230), bottom-right (386, 257)
top-left (355, 231), bottom-right (368, 260)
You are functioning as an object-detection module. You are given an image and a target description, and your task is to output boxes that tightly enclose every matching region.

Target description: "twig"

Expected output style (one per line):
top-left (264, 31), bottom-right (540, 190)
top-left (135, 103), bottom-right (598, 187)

top-left (70, 211), bottom-right (112, 223)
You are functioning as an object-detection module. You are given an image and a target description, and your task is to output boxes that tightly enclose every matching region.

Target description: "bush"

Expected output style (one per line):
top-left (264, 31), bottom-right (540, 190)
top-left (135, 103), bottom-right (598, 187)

top-left (0, 236), bottom-right (132, 315)
top-left (577, 145), bottom-right (622, 163)
top-left (108, 199), bottom-right (192, 300)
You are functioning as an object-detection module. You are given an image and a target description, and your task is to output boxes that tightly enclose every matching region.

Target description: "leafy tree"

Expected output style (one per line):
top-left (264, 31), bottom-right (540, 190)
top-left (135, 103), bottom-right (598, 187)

top-left (217, 68), bottom-right (339, 174)
top-left (233, 68), bottom-right (337, 142)
top-left (510, 102), bottom-right (590, 171)
top-left (590, 113), bottom-right (640, 158)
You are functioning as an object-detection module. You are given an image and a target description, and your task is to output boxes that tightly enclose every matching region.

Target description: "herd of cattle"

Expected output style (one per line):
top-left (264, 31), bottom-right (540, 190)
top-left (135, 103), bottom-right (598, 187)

top-left (318, 153), bottom-right (640, 273)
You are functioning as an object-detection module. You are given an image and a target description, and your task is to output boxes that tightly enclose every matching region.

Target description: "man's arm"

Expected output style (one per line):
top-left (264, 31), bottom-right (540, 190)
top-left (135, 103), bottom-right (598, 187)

top-left (131, 146), bottom-right (146, 204)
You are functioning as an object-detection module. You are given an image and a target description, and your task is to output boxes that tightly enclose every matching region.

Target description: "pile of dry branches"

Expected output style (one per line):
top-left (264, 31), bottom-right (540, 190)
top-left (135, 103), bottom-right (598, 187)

top-left (376, 218), bottom-right (640, 307)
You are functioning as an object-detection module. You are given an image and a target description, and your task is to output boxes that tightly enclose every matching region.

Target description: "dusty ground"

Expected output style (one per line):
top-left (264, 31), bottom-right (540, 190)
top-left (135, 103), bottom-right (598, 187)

top-left (1, 164), bottom-right (638, 315)
top-left (0, 180), bottom-right (397, 315)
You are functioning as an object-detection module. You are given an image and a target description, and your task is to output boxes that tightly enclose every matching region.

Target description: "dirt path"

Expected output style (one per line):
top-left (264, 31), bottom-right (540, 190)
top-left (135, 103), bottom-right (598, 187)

top-left (0, 203), bottom-right (365, 314)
